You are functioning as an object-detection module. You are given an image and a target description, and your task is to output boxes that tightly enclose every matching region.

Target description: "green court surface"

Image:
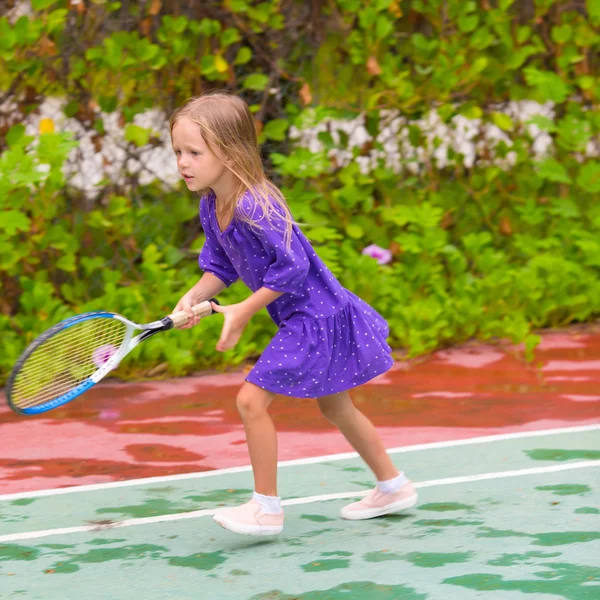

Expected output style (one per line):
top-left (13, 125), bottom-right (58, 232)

top-left (1, 426), bottom-right (599, 599)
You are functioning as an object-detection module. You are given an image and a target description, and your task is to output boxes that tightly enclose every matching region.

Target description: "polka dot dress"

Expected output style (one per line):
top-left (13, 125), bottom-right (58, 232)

top-left (199, 191), bottom-right (393, 398)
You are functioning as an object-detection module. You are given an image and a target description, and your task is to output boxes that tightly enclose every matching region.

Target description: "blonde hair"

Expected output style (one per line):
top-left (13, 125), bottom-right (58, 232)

top-left (169, 92), bottom-right (294, 247)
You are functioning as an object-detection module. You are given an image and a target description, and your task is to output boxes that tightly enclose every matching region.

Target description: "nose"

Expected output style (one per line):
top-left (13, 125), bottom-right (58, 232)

top-left (177, 154), bottom-right (188, 169)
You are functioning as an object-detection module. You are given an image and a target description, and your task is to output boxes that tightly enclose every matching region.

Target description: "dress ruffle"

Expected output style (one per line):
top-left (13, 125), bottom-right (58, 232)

top-left (246, 290), bottom-right (393, 398)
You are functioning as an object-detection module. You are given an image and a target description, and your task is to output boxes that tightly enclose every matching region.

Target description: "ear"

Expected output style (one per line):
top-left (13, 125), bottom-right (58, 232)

top-left (210, 143), bottom-right (229, 163)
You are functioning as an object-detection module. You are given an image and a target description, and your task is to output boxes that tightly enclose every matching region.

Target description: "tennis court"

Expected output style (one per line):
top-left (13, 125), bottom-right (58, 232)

top-left (0, 426), bottom-right (599, 599)
top-left (1, 333), bottom-right (600, 599)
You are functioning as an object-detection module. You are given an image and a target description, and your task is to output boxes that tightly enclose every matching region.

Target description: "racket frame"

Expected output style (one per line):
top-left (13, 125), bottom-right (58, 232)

top-left (7, 300), bottom-right (217, 416)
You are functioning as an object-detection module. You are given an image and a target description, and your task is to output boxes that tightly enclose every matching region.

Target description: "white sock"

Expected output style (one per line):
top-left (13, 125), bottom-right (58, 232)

top-left (377, 472), bottom-right (408, 495)
top-left (253, 491), bottom-right (282, 514)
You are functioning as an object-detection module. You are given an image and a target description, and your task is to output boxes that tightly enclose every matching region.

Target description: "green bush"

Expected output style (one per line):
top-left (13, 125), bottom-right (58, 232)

top-left (1, 0), bottom-right (599, 384)
top-left (0, 125), bottom-right (276, 382)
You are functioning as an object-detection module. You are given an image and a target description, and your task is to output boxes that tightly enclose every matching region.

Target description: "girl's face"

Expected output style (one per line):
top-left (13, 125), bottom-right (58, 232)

top-left (171, 117), bottom-right (228, 192)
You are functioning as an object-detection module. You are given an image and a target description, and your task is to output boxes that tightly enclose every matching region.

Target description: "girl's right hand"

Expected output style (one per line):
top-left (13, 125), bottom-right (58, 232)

top-left (172, 290), bottom-right (202, 329)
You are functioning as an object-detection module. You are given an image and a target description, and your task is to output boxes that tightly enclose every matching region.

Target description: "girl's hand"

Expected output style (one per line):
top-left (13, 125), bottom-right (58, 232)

top-left (211, 301), bottom-right (251, 352)
top-left (172, 290), bottom-right (202, 329)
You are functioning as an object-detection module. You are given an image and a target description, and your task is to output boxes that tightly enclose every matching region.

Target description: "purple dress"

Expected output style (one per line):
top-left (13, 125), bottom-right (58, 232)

top-left (199, 191), bottom-right (393, 398)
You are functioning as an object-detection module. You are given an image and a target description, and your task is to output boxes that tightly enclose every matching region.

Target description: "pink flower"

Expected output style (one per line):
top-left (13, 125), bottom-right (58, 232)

top-left (92, 344), bottom-right (118, 368)
top-left (362, 244), bottom-right (392, 265)
top-left (98, 409), bottom-right (120, 420)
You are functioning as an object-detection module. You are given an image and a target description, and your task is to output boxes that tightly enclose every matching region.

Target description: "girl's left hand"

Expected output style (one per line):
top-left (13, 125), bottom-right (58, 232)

top-left (211, 301), bottom-right (251, 352)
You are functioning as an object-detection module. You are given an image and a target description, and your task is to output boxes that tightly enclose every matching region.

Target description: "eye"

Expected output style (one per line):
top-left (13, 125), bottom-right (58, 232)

top-left (174, 150), bottom-right (181, 155)
top-left (191, 151), bottom-right (200, 156)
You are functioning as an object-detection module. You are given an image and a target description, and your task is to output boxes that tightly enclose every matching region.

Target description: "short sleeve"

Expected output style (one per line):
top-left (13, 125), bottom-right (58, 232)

top-left (198, 198), bottom-right (239, 287)
top-left (240, 195), bottom-right (309, 294)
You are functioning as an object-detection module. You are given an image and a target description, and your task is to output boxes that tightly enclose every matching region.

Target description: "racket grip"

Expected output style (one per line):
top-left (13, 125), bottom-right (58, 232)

top-left (170, 298), bottom-right (218, 328)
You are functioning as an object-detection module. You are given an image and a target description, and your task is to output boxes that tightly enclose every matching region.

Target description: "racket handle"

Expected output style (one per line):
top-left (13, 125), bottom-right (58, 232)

top-left (170, 298), bottom-right (218, 328)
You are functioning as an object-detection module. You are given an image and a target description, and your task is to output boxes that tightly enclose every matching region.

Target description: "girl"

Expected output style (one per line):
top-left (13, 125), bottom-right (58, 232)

top-left (171, 93), bottom-right (417, 536)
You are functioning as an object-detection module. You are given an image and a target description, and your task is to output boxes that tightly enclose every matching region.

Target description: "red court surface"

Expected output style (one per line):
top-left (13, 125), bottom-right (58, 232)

top-left (1, 329), bottom-right (599, 495)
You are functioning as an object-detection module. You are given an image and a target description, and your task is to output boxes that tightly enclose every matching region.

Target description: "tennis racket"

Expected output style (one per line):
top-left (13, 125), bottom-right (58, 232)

top-left (6, 299), bottom-right (218, 416)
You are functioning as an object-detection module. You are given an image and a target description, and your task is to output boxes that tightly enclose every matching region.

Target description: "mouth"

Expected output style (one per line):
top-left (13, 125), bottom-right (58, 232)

top-left (182, 174), bottom-right (194, 182)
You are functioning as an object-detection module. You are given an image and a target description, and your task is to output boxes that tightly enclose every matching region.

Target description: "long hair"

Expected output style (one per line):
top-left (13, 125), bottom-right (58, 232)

top-left (169, 92), bottom-right (294, 247)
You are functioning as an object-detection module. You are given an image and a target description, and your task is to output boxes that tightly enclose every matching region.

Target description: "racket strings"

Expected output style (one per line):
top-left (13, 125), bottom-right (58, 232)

top-left (11, 317), bottom-right (128, 409)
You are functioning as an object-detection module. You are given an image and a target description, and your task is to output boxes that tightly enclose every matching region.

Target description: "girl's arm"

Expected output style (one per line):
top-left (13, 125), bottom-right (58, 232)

top-left (173, 272), bottom-right (228, 329)
top-left (239, 287), bottom-right (283, 316)
top-left (211, 287), bottom-right (284, 352)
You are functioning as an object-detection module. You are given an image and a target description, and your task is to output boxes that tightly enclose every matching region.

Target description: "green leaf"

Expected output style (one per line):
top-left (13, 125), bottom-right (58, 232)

top-left (346, 224), bottom-right (364, 239)
top-left (491, 112), bottom-right (514, 132)
top-left (459, 105), bottom-right (483, 120)
top-left (305, 226), bottom-right (343, 243)
top-left (578, 75), bottom-right (595, 90)
top-left (200, 54), bottom-right (218, 76)
top-left (221, 27), bottom-right (241, 47)
top-left (551, 24), bottom-right (572, 44)
top-left (526, 115), bottom-right (557, 132)
top-left (469, 27), bottom-right (494, 50)
top-left (98, 95), bottom-right (118, 113)
top-left (103, 36), bottom-right (123, 70)
top-left (2, 210), bottom-right (31, 235)
top-left (577, 161), bottom-right (600, 193)
top-left (358, 6), bottom-right (378, 28)
top-left (198, 18), bottom-right (220, 37)
top-left (47, 9), bottom-right (68, 33)
top-left (505, 46), bottom-right (539, 69)
top-left (408, 125), bottom-right (422, 147)
top-left (471, 57), bottom-right (488, 75)
top-left (499, 0), bottom-right (516, 9)
top-left (516, 25), bottom-right (532, 44)
top-left (234, 46), bottom-right (252, 65)
top-left (587, 0), bottom-right (600, 26)
top-left (0, 18), bottom-right (17, 50)
top-left (243, 73), bottom-right (269, 91)
top-left (135, 40), bottom-right (160, 62)
top-left (261, 119), bottom-right (289, 141)
top-left (124, 124), bottom-right (151, 147)
top-left (437, 104), bottom-right (455, 122)
top-left (70, 59), bottom-right (86, 79)
top-left (6, 124), bottom-right (26, 147)
top-left (396, 78), bottom-right (414, 99)
top-left (556, 116), bottom-right (591, 152)
top-left (56, 254), bottom-right (77, 272)
top-left (170, 15), bottom-right (190, 34)
top-left (548, 198), bottom-right (580, 219)
top-left (458, 13), bottom-right (479, 33)
top-left (524, 68), bottom-right (571, 103)
top-left (375, 15), bottom-right (394, 40)
top-left (411, 33), bottom-right (437, 53)
top-left (537, 158), bottom-right (572, 184)
top-left (462, 232), bottom-right (493, 254)
top-left (81, 256), bottom-right (105, 275)
top-left (31, 0), bottom-right (56, 9)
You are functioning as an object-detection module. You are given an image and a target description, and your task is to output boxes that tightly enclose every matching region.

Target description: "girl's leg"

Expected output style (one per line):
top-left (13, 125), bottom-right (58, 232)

top-left (317, 390), bottom-right (399, 481)
top-left (236, 381), bottom-right (278, 496)
top-left (212, 382), bottom-right (282, 535)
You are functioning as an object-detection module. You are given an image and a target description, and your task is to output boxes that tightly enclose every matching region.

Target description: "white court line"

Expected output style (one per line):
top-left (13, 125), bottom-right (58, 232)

top-left (1, 423), bottom-right (599, 502)
top-left (1, 460), bottom-right (598, 543)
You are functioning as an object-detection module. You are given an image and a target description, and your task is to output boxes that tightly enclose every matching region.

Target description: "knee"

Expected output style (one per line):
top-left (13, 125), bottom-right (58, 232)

top-left (319, 403), bottom-right (338, 425)
top-left (236, 384), bottom-right (271, 420)
top-left (318, 394), bottom-right (353, 425)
